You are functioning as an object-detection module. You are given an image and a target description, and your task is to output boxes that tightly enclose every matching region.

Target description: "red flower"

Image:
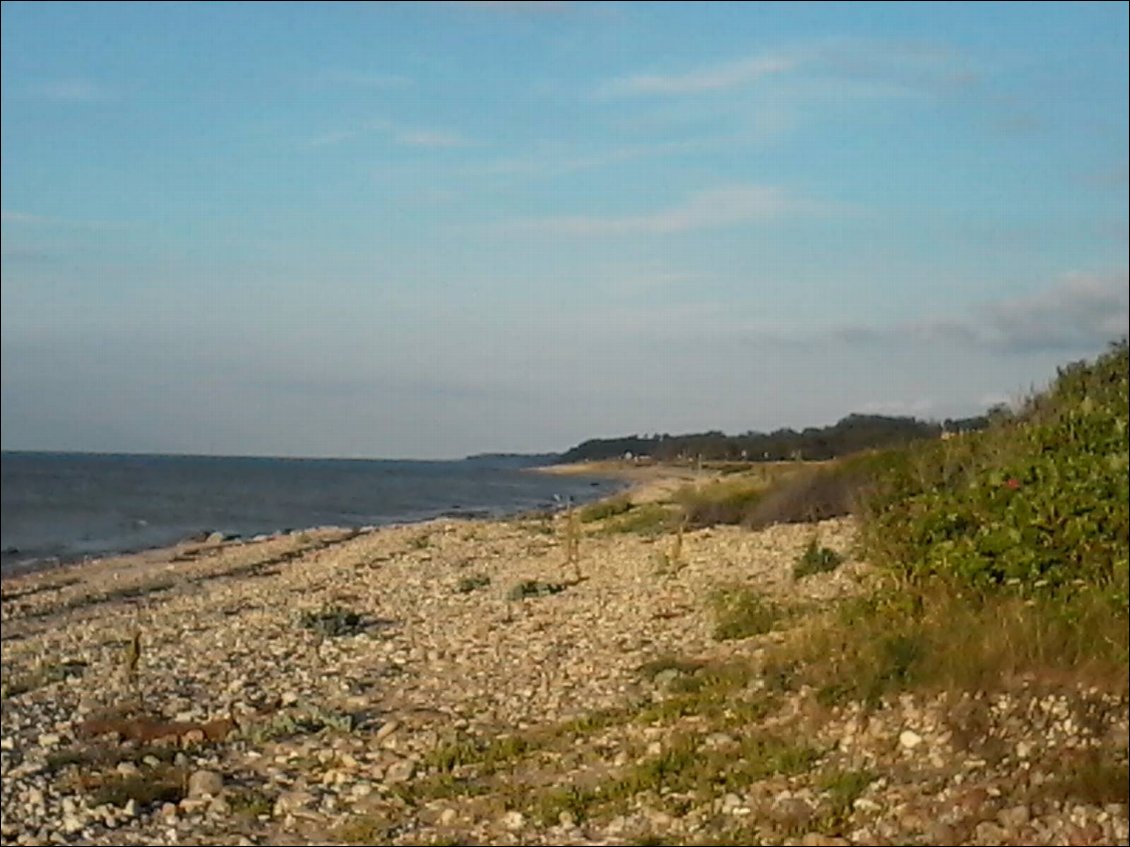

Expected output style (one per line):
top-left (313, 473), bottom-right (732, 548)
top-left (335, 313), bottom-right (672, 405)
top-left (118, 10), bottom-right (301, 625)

top-left (1005, 478), bottom-right (1021, 490)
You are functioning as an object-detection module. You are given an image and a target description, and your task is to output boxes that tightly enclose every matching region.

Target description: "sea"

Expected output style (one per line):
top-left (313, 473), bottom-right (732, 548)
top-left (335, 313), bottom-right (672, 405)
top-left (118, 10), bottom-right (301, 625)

top-left (0, 451), bottom-right (621, 576)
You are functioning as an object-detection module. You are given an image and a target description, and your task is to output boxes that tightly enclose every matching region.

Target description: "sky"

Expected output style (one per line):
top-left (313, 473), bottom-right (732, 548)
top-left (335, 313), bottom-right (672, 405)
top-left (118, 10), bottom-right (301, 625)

top-left (1, 1), bottom-right (1127, 460)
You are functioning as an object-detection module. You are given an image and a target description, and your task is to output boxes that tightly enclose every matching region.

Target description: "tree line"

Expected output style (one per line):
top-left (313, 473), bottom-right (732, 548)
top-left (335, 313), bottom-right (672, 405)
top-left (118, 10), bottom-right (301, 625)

top-left (559, 413), bottom-right (991, 464)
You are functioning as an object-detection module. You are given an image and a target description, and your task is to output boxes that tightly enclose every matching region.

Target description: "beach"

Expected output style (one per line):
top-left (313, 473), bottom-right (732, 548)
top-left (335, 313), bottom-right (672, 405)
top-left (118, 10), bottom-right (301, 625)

top-left (1, 465), bottom-right (1125, 846)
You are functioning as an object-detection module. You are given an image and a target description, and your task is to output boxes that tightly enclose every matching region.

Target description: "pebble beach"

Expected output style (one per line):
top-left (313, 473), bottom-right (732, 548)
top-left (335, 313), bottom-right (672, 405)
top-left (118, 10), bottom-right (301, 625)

top-left (1, 465), bottom-right (1126, 846)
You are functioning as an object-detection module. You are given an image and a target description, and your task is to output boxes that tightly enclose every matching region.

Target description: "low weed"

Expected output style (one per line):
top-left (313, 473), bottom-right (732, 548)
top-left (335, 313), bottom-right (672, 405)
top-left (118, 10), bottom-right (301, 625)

top-left (793, 537), bottom-right (844, 579)
top-left (709, 586), bottom-right (786, 641)
top-left (455, 574), bottom-right (491, 594)
top-left (600, 504), bottom-right (678, 536)
top-left (299, 604), bottom-right (367, 637)
top-left (579, 494), bottom-right (633, 523)
top-left (507, 580), bottom-right (568, 601)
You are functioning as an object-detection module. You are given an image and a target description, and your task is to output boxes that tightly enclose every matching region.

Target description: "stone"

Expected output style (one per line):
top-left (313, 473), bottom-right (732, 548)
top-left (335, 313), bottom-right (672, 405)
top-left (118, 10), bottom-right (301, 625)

top-left (800, 835), bottom-right (849, 847)
top-left (187, 769), bottom-right (224, 799)
top-left (500, 810), bottom-right (525, 830)
top-left (384, 758), bottom-right (416, 784)
top-left (37, 733), bottom-right (61, 748)
top-left (898, 729), bottom-right (924, 750)
top-left (439, 808), bottom-right (458, 825)
top-left (274, 790), bottom-right (317, 818)
top-left (998, 805), bottom-right (1031, 829)
top-left (375, 720), bottom-right (400, 743)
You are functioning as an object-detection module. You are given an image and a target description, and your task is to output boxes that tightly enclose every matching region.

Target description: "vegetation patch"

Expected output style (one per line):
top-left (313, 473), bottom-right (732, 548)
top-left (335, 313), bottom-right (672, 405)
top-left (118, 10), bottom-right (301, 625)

top-left (1, 658), bottom-right (87, 699)
top-left (600, 503), bottom-right (678, 536)
top-left (507, 579), bottom-right (568, 601)
top-left (793, 537), bottom-right (845, 579)
top-left (455, 574), bottom-right (491, 594)
top-left (299, 604), bottom-right (368, 637)
top-left (676, 477), bottom-right (766, 528)
top-left (709, 586), bottom-right (786, 641)
top-left (578, 494), bottom-right (633, 522)
top-left (87, 767), bottom-right (187, 808)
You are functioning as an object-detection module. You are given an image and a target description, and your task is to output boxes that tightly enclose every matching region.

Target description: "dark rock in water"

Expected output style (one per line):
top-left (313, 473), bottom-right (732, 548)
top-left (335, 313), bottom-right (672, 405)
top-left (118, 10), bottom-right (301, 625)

top-left (184, 531), bottom-right (212, 544)
top-left (440, 509), bottom-right (491, 519)
top-left (2, 547), bottom-right (20, 556)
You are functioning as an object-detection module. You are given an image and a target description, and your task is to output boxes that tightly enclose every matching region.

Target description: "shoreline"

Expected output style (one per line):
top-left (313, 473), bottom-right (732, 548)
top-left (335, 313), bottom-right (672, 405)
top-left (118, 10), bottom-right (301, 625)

top-left (1, 463), bottom-right (639, 586)
top-left (2, 463), bottom-right (1125, 846)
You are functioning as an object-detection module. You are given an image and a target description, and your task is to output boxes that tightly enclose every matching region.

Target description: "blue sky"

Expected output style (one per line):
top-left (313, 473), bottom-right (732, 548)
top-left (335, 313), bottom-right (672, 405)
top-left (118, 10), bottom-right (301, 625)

top-left (2, 1), bottom-right (1127, 459)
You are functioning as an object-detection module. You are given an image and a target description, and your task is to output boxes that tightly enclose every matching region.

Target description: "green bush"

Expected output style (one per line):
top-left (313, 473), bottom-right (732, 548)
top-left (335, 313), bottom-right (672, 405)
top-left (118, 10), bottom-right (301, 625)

top-left (862, 339), bottom-right (1129, 595)
top-left (793, 538), bottom-right (844, 579)
top-left (455, 574), bottom-right (491, 594)
top-left (710, 586), bottom-right (785, 641)
top-left (300, 605), bottom-right (367, 637)
top-left (600, 503), bottom-right (679, 535)
top-left (578, 494), bottom-right (632, 522)
top-left (676, 478), bottom-right (765, 528)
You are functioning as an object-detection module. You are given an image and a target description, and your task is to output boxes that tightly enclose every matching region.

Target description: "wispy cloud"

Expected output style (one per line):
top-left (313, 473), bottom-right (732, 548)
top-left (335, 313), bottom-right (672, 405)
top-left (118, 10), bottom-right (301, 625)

top-left (503, 185), bottom-right (824, 236)
top-left (467, 139), bottom-right (714, 177)
top-left (393, 129), bottom-right (468, 148)
top-left (303, 119), bottom-right (470, 150)
top-left (601, 54), bottom-right (797, 97)
top-left (599, 38), bottom-right (977, 99)
top-left (27, 79), bottom-right (114, 102)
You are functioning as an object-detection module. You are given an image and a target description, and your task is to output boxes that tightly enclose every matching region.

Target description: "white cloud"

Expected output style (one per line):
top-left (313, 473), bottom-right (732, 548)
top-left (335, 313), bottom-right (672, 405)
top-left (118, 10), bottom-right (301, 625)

top-left (598, 38), bottom-right (977, 100)
top-left (503, 185), bottom-right (821, 236)
top-left (984, 270), bottom-right (1129, 352)
top-left (393, 129), bottom-right (469, 148)
top-left (304, 119), bottom-right (469, 150)
top-left (834, 270), bottom-right (1129, 355)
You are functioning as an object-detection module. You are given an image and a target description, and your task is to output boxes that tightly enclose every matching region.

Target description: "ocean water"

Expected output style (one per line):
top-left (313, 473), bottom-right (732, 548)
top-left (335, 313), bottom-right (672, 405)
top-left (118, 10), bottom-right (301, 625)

top-left (0, 452), bottom-right (620, 575)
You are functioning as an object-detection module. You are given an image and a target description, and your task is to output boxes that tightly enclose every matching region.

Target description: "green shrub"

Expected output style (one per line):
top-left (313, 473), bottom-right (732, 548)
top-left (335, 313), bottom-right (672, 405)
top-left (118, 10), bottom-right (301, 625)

top-left (455, 574), bottom-right (491, 594)
top-left (744, 458), bottom-right (880, 529)
top-left (300, 605), bottom-right (367, 637)
top-left (601, 503), bottom-right (679, 535)
top-left (793, 538), bottom-right (844, 579)
top-left (578, 494), bottom-right (632, 522)
top-left (862, 339), bottom-right (1129, 594)
top-left (710, 586), bottom-right (785, 641)
top-left (676, 478), bottom-right (765, 528)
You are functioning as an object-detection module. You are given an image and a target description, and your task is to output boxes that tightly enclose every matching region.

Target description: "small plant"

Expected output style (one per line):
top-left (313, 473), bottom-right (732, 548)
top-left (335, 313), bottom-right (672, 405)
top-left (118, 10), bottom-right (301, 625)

top-left (409, 533), bottom-right (431, 550)
top-left (90, 769), bottom-right (187, 808)
top-left (455, 574), bottom-right (491, 594)
top-left (507, 580), bottom-right (568, 601)
top-left (793, 537), bottom-right (844, 579)
top-left (300, 604), bottom-right (367, 637)
top-left (578, 494), bottom-right (633, 523)
top-left (710, 586), bottom-right (785, 641)
top-left (562, 502), bottom-right (582, 581)
top-left (227, 786), bottom-right (274, 818)
top-left (601, 503), bottom-right (678, 536)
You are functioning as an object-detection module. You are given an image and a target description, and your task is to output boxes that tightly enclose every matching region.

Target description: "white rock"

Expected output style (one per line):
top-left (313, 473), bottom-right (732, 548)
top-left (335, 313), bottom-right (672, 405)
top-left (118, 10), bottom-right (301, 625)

top-left (898, 729), bottom-right (923, 750)
top-left (187, 769), bottom-right (224, 799)
top-left (500, 810), bottom-right (525, 830)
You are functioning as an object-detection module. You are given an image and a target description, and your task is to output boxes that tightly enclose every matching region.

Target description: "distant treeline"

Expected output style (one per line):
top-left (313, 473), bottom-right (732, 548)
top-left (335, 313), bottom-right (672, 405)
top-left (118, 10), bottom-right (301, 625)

top-left (559, 413), bottom-right (991, 463)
